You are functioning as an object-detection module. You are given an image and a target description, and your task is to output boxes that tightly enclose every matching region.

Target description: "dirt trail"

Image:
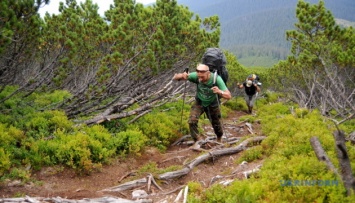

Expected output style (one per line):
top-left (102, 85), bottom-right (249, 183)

top-left (0, 110), bottom-right (264, 202)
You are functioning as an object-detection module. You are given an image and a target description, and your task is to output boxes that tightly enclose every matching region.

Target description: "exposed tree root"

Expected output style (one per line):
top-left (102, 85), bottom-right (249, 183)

top-left (90, 135), bottom-right (266, 201)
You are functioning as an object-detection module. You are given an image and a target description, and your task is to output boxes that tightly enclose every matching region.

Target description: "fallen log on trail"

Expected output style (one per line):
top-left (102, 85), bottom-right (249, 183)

top-left (159, 136), bottom-right (265, 180)
top-left (100, 174), bottom-right (162, 193)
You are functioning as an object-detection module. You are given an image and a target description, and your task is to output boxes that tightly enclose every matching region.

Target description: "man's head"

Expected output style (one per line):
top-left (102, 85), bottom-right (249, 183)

top-left (196, 64), bottom-right (210, 82)
top-left (246, 80), bottom-right (253, 87)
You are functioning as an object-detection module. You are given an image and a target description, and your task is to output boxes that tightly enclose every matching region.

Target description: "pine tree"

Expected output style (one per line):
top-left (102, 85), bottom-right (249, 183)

top-left (271, 0), bottom-right (354, 121)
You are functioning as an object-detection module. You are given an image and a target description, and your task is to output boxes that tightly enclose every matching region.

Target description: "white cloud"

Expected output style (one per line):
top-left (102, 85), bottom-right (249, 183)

top-left (38, 0), bottom-right (156, 17)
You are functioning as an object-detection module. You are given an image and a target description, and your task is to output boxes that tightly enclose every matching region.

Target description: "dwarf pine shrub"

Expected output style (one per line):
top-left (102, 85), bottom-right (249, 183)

top-left (0, 148), bottom-right (11, 177)
top-left (113, 129), bottom-right (148, 156)
top-left (194, 101), bottom-right (355, 203)
top-left (128, 100), bottom-right (190, 151)
top-left (187, 181), bottom-right (204, 202)
top-left (238, 145), bottom-right (263, 162)
top-left (0, 87), bottom-right (152, 176)
top-left (225, 97), bottom-right (247, 111)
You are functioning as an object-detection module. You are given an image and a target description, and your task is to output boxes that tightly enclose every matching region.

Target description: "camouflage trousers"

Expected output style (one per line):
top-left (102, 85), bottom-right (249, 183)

top-left (188, 101), bottom-right (223, 141)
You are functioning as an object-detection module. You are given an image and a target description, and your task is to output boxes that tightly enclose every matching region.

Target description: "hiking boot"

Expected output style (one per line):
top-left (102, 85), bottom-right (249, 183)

top-left (216, 136), bottom-right (222, 142)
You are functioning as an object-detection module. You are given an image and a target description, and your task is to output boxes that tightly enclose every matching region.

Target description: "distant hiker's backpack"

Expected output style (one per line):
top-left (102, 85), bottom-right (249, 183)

top-left (202, 48), bottom-right (229, 85)
top-left (247, 74), bottom-right (262, 86)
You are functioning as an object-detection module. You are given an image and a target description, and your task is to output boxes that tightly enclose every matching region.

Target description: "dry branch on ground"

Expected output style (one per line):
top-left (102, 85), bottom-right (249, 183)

top-left (102, 136), bottom-right (266, 193)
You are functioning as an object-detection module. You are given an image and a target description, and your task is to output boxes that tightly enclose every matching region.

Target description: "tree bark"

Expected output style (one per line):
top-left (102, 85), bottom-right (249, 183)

top-left (333, 130), bottom-right (355, 196)
top-left (310, 136), bottom-right (339, 176)
top-left (158, 136), bottom-right (266, 180)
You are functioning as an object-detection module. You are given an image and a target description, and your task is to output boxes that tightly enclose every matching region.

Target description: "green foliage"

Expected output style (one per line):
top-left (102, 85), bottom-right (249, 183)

top-left (268, 0), bottom-right (355, 120)
top-left (138, 162), bottom-right (159, 174)
top-left (238, 146), bottom-right (263, 162)
top-left (0, 0), bottom-right (43, 53)
top-left (23, 110), bottom-right (74, 140)
top-left (0, 85), bottom-right (18, 99)
top-left (129, 100), bottom-right (190, 151)
top-left (203, 182), bottom-right (262, 203)
top-left (5, 168), bottom-right (31, 183)
top-left (224, 97), bottom-right (247, 111)
top-left (188, 181), bottom-right (204, 194)
top-left (102, 119), bottom-right (128, 134)
top-left (0, 124), bottom-right (24, 146)
top-left (30, 90), bottom-right (71, 107)
top-left (341, 119), bottom-right (355, 135)
top-left (262, 90), bottom-right (283, 103)
top-left (187, 182), bottom-right (204, 202)
top-left (224, 51), bottom-right (248, 88)
top-left (0, 148), bottom-right (11, 177)
top-left (220, 104), bottom-right (231, 119)
top-left (132, 112), bottom-right (177, 150)
top-left (113, 129), bottom-right (148, 156)
top-left (0, 88), bottom-right (152, 174)
top-left (193, 101), bottom-right (355, 202)
top-left (37, 126), bottom-right (147, 173)
top-left (2, 0), bottom-right (223, 120)
top-left (257, 156), bottom-right (350, 202)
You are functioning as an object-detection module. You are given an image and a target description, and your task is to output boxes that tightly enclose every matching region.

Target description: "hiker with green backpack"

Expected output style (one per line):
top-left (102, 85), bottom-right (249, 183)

top-left (173, 63), bottom-right (231, 146)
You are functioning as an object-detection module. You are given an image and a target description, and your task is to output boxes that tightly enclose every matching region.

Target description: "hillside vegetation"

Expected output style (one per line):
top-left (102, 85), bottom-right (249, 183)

top-left (0, 0), bottom-right (354, 202)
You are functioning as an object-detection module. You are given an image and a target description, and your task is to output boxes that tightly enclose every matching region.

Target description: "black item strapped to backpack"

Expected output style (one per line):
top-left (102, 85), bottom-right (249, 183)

top-left (201, 48), bottom-right (229, 86)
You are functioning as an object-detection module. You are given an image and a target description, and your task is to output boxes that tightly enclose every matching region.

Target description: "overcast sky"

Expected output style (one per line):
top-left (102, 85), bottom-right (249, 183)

top-left (38, 0), bottom-right (156, 17)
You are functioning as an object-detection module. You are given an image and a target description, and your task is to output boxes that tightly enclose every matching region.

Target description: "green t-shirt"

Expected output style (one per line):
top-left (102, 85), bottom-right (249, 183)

top-left (188, 72), bottom-right (228, 107)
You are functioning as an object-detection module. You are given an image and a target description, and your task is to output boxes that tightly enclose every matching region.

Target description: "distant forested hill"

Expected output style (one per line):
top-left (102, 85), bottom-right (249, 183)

top-left (177, 0), bottom-right (355, 67)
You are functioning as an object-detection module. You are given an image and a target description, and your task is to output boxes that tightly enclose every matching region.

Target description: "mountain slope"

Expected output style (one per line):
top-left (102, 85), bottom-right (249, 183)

top-left (177, 0), bottom-right (355, 67)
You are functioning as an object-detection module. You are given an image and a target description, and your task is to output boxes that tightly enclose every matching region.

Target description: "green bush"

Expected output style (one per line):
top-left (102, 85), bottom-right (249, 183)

top-left (31, 90), bottom-right (71, 106)
top-left (202, 181), bottom-right (262, 203)
top-left (224, 97), bottom-right (246, 111)
top-left (24, 110), bottom-right (74, 140)
top-left (129, 101), bottom-right (190, 151)
top-left (38, 126), bottom-right (148, 172)
top-left (197, 102), bottom-right (355, 202)
top-left (238, 146), bottom-right (263, 162)
top-left (0, 148), bottom-right (11, 177)
top-left (112, 129), bottom-right (148, 156)
top-left (341, 119), bottom-right (355, 135)
top-left (7, 168), bottom-right (31, 183)
top-left (53, 131), bottom-right (94, 171)
top-left (263, 90), bottom-right (283, 103)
